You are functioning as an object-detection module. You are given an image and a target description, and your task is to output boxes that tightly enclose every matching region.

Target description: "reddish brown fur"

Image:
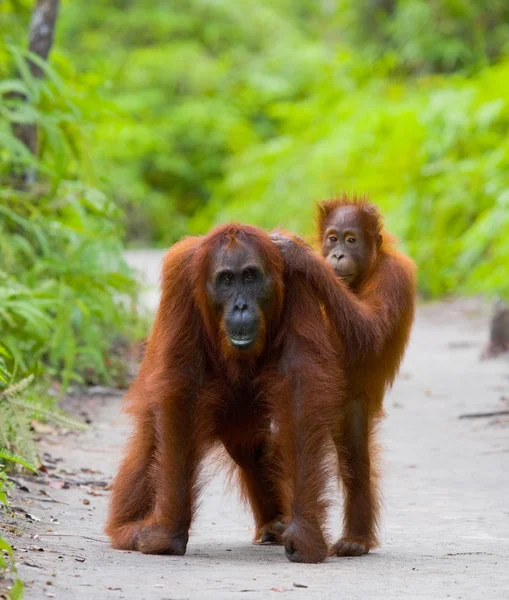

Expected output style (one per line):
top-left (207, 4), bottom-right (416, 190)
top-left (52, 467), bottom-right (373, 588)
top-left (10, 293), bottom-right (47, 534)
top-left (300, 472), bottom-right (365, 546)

top-left (275, 195), bottom-right (416, 556)
top-left (105, 223), bottom-right (343, 563)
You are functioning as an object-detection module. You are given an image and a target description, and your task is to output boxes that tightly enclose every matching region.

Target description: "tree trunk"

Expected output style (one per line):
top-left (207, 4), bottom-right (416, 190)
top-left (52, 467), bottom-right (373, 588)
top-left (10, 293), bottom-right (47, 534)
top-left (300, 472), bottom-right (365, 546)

top-left (12, 0), bottom-right (60, 182)
top-left (27, 0), bottom-right (60, 79)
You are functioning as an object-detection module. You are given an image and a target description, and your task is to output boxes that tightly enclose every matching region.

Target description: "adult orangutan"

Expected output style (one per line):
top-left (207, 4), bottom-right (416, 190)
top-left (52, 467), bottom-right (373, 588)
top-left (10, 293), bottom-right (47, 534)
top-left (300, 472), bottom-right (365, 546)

top-left (271, 195), bottom-right (416, 557)
top-left (105, 223), bottom-right (343, 563)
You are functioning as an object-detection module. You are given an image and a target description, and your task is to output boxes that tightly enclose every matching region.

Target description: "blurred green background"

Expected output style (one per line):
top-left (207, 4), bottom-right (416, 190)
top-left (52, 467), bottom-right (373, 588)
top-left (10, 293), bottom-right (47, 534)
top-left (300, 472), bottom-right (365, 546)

top-left (4, 1), bottom-right (509, 299)
top-left (2, 2), bottom-right (509, 586)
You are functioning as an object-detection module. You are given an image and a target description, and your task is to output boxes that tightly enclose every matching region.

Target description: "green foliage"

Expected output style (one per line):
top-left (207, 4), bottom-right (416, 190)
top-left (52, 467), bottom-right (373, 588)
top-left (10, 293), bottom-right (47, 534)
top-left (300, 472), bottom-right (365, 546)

top-left (0, 411), bottom-right (37, 600)
top-left (0, 44), bottom-right (141, 388)
top-left (201, 56), bottom-right (509, 298)
top-left (0, 441), bottom-right (38, 512)
top-left (0, 21), bottom-right (142, 475)
top-left (0, 355), bottom-right (66, 600)
top-left (5, 2), bottom-right (509, 316)
top-left (41, 0), bottom-right (509, 299)
top-left (0, 352), bottom-right (86, 463)
top-left (0, 8), bottom-right (143, 596)
top-left (0, 535), bottom-right (24, 600)
top-left (0, 449), bottom-right (35, 600)
top-left (335, 0), bottom-right (509, 73)
top-left (57, 0), bottom-right (327, 245)
top-left (0, 186), bottom-right (138, 385)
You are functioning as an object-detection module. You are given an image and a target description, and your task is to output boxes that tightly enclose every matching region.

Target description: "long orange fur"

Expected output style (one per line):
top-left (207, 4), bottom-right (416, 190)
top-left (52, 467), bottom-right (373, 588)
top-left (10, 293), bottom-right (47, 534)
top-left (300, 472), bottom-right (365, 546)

top-left (105, 223), bottom-right (343, 563)
top-left (275, 195), bottom-right (416, 555)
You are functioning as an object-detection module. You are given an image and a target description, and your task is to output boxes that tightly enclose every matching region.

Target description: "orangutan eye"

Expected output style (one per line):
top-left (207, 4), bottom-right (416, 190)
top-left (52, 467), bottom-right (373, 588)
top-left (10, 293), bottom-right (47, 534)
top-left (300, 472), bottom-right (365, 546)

top-left (243, 269), bottom-right (256, 283)
top-left (346, 236), bottom-right (356, 244)
top-left (329, 235), bottom-right (338, 243)
top-left (222, 272), bottom-right (234, 285)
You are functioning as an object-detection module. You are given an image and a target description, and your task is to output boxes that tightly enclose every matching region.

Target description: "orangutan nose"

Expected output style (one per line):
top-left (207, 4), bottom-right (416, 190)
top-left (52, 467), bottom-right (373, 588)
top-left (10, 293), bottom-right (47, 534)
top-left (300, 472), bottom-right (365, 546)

top-left (234, 297), bottom-right (249, 312)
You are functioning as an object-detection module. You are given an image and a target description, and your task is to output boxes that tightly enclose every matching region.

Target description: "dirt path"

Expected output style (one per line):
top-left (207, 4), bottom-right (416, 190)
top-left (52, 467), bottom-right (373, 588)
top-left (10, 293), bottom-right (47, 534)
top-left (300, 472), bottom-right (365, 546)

top-left (6, 251), bottom-right (509, 599)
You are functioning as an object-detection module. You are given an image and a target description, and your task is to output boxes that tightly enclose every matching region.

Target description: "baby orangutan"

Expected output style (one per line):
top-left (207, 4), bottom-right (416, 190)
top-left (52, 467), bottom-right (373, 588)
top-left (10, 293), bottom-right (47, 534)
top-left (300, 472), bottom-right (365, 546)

top-left (272, 195), bottom-right (416, 557)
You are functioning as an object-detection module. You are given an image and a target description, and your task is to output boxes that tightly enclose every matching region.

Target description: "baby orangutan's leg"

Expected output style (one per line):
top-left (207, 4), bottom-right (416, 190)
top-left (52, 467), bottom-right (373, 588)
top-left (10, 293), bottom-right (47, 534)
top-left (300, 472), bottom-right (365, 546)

top-left (331, 402), bottom-right (380, 557)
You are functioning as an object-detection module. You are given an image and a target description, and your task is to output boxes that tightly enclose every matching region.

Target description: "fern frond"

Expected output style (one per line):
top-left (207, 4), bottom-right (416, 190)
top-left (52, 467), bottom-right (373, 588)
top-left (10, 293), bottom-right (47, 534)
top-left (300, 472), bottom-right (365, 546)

top-left (7, 399), bottom-right (87, 430)
top-left (0, 447), bottom-right (37, 473)
top-left (0, 375), bottom-right (34, 399)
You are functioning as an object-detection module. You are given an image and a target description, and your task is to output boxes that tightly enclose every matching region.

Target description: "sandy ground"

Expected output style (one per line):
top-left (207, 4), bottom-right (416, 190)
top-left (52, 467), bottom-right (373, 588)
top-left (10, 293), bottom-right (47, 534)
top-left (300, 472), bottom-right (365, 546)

top-left (4, 251), bottom-right (509, 600)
